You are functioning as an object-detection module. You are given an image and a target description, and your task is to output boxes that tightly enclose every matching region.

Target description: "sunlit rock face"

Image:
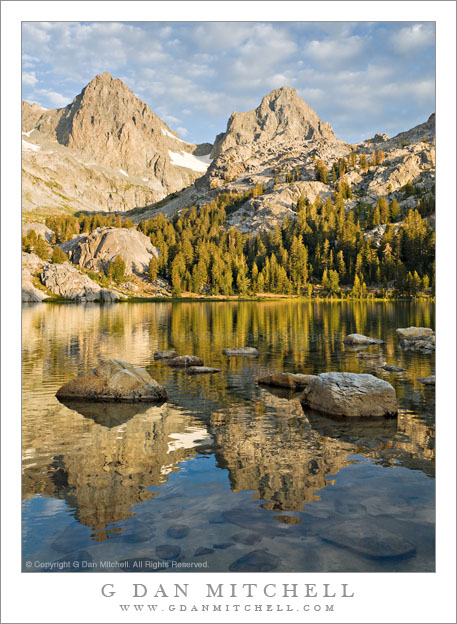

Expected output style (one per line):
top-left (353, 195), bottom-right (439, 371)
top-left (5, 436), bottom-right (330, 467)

top-left (60, 227), bottom-right (159, 276)
top-left (22, 72), bottom-right (212, 214)
top-left (210, 86), bottom-right (337, 159)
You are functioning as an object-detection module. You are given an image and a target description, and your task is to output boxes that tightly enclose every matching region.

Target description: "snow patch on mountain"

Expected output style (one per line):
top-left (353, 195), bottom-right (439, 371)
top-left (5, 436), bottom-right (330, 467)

top-left (22, 140), bottom-right (40, 152)
top-left (168, 150), bottom-right (210, 172)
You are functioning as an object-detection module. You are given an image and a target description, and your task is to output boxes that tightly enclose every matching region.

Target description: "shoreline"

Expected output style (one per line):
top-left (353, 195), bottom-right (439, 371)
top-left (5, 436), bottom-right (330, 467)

top-left (25, 295), bottom-right (436, 304)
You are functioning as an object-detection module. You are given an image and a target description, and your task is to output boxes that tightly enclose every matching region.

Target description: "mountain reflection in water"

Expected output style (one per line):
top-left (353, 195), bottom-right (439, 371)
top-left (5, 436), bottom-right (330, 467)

top-left (22, 301), bottom-right (435, 572)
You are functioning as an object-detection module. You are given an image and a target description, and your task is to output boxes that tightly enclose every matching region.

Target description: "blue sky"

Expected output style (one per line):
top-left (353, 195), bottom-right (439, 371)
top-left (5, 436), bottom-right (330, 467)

top-left (22, 21), bottom-right (435, 145)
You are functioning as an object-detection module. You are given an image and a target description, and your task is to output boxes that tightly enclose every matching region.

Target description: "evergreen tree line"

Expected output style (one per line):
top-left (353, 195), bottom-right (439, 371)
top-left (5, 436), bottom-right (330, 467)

top-left (23, 182), bottom-right (434, 298)
top-left (138, 190), bottom-right (435, 297)
top-left (43, 213), bottom-right (136, 243)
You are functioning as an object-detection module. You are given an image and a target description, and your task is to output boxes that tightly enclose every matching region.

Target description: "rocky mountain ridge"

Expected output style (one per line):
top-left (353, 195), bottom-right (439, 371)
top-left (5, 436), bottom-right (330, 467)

top-left (22, 72), bottom-right (212, 215)
top-left (210, 86), bottom-right (337, 159)
top-left (134, 90), bottom-right (434, 235)
top-left (22, 79), bottom-right (435, 302)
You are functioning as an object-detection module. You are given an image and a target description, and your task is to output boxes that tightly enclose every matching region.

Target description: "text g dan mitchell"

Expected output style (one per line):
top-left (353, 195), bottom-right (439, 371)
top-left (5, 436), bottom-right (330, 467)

top-left (101, 582), bottom-right (355, 599)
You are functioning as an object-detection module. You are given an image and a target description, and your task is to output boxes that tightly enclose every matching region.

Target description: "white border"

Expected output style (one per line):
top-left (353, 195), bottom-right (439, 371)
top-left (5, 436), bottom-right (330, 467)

top-left (1, 2), bottom-right (456, 623)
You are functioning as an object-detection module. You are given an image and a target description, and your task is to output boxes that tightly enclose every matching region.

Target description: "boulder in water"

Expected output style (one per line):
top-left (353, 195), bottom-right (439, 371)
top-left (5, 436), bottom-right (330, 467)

top-left (223, 347), bottom-right (260, 356)
top-left (258, 373), bottom-right (315, 390)
top-left (56, 359), bottom-right (167, 402)
top-left (300, 372), bottom-right (398, 418)
top-left (166, 355), bottom-right (204, 368)
top-left (343, 334), bottom-right (384, 346)
top-left (154, 350), bottom-right (178, 360)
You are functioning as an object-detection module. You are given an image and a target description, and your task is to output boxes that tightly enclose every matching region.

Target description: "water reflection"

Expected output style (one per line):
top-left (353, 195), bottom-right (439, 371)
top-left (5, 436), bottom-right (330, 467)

top-left (22, 401), bottom-right (213, 531)
top-left (22, 301), bottom-right (434, 569)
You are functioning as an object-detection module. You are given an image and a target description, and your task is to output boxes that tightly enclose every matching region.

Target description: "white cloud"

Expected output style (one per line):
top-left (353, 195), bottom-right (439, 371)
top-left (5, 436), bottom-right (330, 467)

top-left (22, 72), bottom-right (38, 87)
top-left (177, 126), bottom-right (189, 138)
top-left (305, 35), bottom-right (365, 65)
top-left (391, 24), bottom-right (435, 54)
top-left (36, 89), bottom-right (71, 108)
top-left (21, 21), bottom-right (435, 144)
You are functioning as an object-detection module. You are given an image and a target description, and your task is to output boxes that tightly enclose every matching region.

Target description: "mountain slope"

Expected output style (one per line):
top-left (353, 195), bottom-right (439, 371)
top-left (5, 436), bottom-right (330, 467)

top-left (131, 89), bottom-right (434, 235)
top-left (22, 72), bottom-right (212, 215)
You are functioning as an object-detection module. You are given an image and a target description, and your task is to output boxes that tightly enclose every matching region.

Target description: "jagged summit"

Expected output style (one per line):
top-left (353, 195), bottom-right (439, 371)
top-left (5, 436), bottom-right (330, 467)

top-left (22, 73), bottom-right (213, 211)
top-left (32, 72), bottom-right (190, 175)
top-left (211, 86), bottom-right (336, 158)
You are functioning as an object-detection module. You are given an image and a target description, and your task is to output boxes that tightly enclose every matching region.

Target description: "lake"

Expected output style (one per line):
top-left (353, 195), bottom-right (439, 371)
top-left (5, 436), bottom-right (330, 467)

top-left (22, 300), bottom-right (435, 572)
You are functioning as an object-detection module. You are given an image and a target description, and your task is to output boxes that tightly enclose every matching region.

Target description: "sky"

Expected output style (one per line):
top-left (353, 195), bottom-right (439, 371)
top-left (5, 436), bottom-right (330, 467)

top-left (21, 21), bottom-right (435, 145)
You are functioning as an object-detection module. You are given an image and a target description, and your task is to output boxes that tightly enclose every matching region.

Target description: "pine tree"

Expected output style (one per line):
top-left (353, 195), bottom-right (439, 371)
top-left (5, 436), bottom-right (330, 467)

top-left (50, 246), bottom-right (69, 264)
top-left (321, 269), bottom-right (330, 290)
top-left (34, 236), bottom-right (51, 261)
top-left (328, 269), bottom-right (340, 293)
top-left (108, 255), bottom-right (127, 282)
top-left (390, 198), bottom-right (401, 222)
top-left (336, 250), bottom-right (346, 282)
top-left (377, 197), bottom-right (390, 223)
top-left (315, 160), bottom-right (329, 184)
top-left (148, 257), bottom-right (158, 282)
top-left (351, 274), bottom-right (362, 298)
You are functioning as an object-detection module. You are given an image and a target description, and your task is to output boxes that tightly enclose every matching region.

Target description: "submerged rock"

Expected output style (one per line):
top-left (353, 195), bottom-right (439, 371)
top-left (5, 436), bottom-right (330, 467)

top-left (154, 350), bottom-right (178, 360)
top-left (166, 524), bottom-right (190, 539)
top-left (223, 347), bottom-right (260, 356)
top-left (231, 533), bottom-right (262, 546)
top-left (300, 372), bottom-right (398, 417)
top-left (400, 336), bottom-right (435, 353)
top-left (56, 359), bottom-right (167, 402)
top-left (228, 549), bottom-right (280, 572)
top-left (343, 334), bottom-right (384, 346)
top-left (258, 373), bottom-right (315, 390)
top-left (156, 545), bottom-right (181, 560)
top-left (194, 547), bottom-right (214, 557)
top-left (319, 521), bottom-right (416, 560)
top-left (417, 376), bottom-right (435, 385)
top-left (166, 355), bottom-right (204, 368)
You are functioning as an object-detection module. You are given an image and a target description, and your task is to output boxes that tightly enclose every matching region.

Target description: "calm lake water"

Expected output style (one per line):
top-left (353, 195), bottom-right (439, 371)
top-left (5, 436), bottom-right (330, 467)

top-left (22, 301), bottom-right (435, 572)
